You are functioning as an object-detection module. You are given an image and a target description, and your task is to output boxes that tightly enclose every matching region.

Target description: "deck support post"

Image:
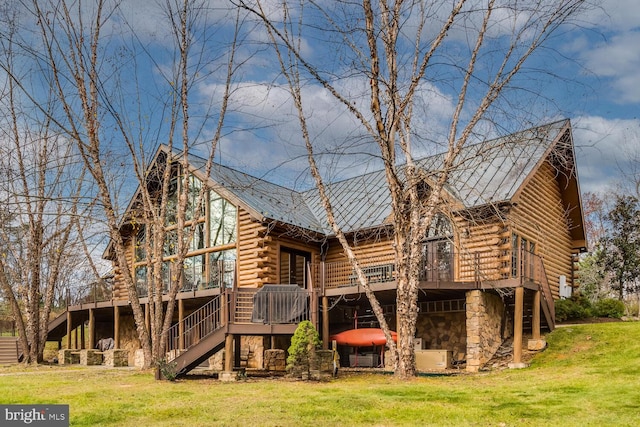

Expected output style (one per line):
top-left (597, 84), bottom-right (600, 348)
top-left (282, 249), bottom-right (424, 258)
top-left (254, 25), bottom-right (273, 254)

top-left (509, 286), bottom-right (526, 369)
top-left (178, 299), bottom-right (185, 351)
top-left (527, 290), bottom-right (547, 352)
top-left (532, 290), bottom-right (541, 340)
top-left (322, 296), bottom-right (329, 350)
top-left (219, 333), bottom-right (237, 382)
top-left (310, 288), bottom-right (319, 332)
top-left (145, 303), bottom-right (150, 332)
top-left (224, 334), bottom-right (234, 372)
top-left (234, 335), bottom-right (241, 368)
top-left (88, 308), bottom-right (95, 350)
top-left (114, 306), bottom-right (120, 349)
top-left (80, 319), bottom-right (85, 349)
top-left (66, 311), bottom-right (72, 349)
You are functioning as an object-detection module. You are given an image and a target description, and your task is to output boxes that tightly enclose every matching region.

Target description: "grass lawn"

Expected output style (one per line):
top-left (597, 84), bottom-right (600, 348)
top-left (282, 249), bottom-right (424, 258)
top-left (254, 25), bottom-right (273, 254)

top-left (1, 322), bottom-right (639, 426)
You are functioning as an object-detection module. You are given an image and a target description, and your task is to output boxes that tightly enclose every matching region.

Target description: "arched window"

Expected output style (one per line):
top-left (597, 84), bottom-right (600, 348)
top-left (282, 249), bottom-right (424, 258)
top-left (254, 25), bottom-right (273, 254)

top-left (425, 213), bottom-right (453, 240)
top-left (421, 214), bottom-right (453, 282)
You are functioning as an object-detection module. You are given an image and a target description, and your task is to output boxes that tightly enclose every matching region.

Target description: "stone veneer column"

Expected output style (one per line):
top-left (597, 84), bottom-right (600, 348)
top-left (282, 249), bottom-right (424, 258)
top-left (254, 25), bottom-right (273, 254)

top-left (465, 290), bottom-right (506, 372)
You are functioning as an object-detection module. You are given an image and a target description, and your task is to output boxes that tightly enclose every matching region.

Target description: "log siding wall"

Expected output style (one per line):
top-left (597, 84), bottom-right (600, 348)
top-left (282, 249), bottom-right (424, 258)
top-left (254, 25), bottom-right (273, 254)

top-left (238, 210), bottom-right (321, 287)
top-left (237, 209), bottom-right (271, 287)
top-left (509, 160), bottom-right (574, 296)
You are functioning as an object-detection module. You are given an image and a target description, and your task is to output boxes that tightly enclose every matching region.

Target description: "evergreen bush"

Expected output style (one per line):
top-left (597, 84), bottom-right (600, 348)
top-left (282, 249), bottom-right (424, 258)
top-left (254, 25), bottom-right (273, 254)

top-left (286, 320), bottom-right (321, 378)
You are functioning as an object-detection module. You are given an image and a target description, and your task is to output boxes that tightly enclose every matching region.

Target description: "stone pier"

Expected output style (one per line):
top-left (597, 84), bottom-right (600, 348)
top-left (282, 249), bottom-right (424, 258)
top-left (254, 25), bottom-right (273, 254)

top-left (465, 290), bottom-right (507, 372)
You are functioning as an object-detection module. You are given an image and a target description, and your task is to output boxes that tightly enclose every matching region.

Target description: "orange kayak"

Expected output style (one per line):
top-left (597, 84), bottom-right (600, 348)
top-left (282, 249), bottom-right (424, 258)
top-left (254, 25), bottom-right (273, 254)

top-left (330, 328), bottom-right (398, 346)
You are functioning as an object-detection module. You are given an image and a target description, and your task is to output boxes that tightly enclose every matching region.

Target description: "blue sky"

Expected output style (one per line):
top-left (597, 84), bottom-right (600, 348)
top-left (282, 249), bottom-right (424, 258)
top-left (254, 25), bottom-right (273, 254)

top-left (22, 0), bottom-right (640, 199)
top-left (207, 0), bottom-right (640, 197)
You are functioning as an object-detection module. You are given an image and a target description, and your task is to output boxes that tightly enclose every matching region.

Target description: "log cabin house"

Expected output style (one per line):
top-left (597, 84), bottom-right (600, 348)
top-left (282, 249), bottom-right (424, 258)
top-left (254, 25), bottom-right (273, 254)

top-left (48, 119), bottom-right (586, 375)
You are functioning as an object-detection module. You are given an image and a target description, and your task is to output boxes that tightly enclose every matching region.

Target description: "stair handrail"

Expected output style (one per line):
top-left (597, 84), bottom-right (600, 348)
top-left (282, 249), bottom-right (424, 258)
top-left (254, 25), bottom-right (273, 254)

top-left (164, 294), bottom-right (224, 356)
top-left (534, 255), bottom-right (556, 330)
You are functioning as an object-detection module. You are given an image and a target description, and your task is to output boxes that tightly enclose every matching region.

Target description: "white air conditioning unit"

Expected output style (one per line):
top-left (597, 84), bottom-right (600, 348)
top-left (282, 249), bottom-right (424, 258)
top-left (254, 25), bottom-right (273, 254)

top-left (415, 350), bottom-right (453, 371)
top-left (559, 275), bottom-right (572, 299)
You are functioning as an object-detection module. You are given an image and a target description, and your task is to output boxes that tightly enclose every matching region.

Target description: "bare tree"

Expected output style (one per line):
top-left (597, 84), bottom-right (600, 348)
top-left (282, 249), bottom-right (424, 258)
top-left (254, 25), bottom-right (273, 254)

top-left (0, 0), bottom-right (241, 366)
top-left (0, 44), bottom-right (91, 363)
top-left (582, 191), bottom-right (608, 251)
top-left (617, 133), bottom-right (640, 199)
top-left (239, 0), bottom-right (591, 377)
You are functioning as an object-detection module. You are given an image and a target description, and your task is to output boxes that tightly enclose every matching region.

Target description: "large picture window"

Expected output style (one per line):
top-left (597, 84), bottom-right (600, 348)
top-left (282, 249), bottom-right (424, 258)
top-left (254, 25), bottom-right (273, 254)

top-left (135, 228), bottom-right (146, 262)
top-left (186, 175), bottom-right (204, 221)
top-left (209, 190), bottom-right (237, 247)
top-left (209, 250), bottom-right (236, 288)
top-left (184, 255), bottom-right (206, 291)
top-left (133, 176), bottom-right (238, 294)
top-left (166, 177), bottom-right (178, 226)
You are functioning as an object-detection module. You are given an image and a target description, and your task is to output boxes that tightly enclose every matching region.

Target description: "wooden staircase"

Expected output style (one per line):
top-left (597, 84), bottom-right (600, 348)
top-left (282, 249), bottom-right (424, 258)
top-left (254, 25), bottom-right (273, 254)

top-left (505, 286), bottom-right (555, 333)
top-left (166, 295), bottom-right (227, 377)
top-left (166, 287), bottom-right (308, 378)
top-left (0, 337), bottom-right (19, 364)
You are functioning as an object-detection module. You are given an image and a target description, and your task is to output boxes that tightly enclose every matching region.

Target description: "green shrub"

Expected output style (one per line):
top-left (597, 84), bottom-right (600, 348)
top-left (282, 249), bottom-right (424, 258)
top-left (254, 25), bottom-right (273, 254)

top-left (156, 358), bottom-right (178, 381)
top-left (287, 320), bottom-right (321, 378)
top-left (593, 298), bottom-right (625, 318)
top-left (555, 297), bottom-right (592, 322)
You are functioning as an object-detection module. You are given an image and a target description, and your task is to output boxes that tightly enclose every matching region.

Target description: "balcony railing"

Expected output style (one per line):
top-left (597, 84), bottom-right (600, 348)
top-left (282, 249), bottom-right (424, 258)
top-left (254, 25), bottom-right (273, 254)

top-left (163, 285), bottom-right (310, 359)
top-left (311, 249), bottom-right (552, 291)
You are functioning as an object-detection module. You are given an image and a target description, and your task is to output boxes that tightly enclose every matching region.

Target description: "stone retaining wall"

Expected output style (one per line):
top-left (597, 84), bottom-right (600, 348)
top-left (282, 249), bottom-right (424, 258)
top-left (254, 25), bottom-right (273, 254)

top-left (264, 349), bottom-right (286, 371)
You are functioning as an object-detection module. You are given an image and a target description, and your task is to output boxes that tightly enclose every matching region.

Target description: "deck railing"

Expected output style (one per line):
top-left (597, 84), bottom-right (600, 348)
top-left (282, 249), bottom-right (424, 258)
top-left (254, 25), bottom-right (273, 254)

top-left (231, 286), bottom-right (310, 324)
top-left (312, 248), bottom-right (554, 291)
top-left (533, 255), bottom-right (556, 327)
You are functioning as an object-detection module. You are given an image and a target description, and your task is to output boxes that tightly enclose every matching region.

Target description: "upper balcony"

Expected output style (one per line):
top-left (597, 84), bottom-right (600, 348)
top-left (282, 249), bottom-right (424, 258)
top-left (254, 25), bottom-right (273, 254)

top-left (310, 249), bottom-right (551, 295)
top-left (309, 248), bottom-right (556, 328)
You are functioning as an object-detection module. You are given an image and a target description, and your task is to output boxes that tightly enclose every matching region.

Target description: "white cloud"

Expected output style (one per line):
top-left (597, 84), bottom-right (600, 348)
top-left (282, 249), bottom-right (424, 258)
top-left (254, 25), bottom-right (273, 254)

top-left (579, 31), bottom-right (640, 104)
top-left (204, 75), bottom-right (459, 189)
top-left (560, 0), bottom-right (640, 106)
top-left (573, 115), bottom-right (640, 194)
top-left (582, 0), bottom-right (640, 32)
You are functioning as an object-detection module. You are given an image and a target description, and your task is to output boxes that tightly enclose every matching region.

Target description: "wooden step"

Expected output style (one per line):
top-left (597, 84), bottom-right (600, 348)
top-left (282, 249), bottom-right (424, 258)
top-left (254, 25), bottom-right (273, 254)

top-left (0, 337), bottom-right (18, 364)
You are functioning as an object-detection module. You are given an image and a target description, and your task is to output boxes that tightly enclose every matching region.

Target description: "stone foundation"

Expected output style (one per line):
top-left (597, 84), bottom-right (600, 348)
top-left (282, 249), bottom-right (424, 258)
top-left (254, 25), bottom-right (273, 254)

top-left (241, 336), bottom-right (266, 369)
top-left (134, 349), bottom-right (148, 368)
top-left (264, 349), bottom-right (286, 371)
top-left (466, 290), bottom-right (506, 372)
top-left (416, 311), bottom-right (466, 358)
top-left (208, 349), bottom-right (225, 371)
top-left (79, 349), bottom-right (103, 366)
top-left (527, 339), bottom-right (547, 351)
top-left (104, 349), bottom-right (129, 367)
top-left (310, 350), bottom-right (334, 380)
top-left (58, 349), bottom-right (79, 365)
top-left (289, 349), bottom-right (334, 380)
top-left (219, 371), bottom-right (237, 382)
